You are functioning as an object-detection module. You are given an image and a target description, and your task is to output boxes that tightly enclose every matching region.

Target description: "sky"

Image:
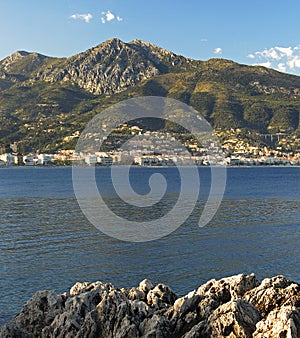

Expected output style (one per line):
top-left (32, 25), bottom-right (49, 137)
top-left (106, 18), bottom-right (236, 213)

top-left (1, 0), bottom-right (300, 75)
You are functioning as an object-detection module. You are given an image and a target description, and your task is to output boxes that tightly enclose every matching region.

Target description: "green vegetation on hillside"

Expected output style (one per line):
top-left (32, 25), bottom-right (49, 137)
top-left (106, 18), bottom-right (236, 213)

top-left (0, 39), bottom-right (299, 153)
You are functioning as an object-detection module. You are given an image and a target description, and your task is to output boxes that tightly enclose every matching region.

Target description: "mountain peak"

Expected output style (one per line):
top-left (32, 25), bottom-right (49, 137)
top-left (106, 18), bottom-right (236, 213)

top-left (0, 50), bottom-right (50, 77)
top-left (36, 38), bottom-right (198, 95)
top-left (1, 50), bottom-right (30, 65)
top-left (1, 50), bottom-right (49, 63)
top-left (95, 38), bottom-right (126, 50)
top-left (104, 37), bottom-right (124, 44)
top-left (12, 50), bottom-right (30, 57)
top-left (129, 39), bottom-right (174, 56)
top-left (130, 39), bottom-right (160, 48)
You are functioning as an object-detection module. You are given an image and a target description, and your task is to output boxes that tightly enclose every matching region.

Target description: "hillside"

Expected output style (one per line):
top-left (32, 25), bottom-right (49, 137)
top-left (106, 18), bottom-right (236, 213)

top-left (0, 38), bottom-right (299, 153)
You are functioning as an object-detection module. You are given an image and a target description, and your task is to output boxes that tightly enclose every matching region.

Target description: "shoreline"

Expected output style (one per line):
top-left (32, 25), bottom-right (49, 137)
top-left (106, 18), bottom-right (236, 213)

top-left (1, 273), bottom-right (300, 337)
top-left (0, 164), bottom-right (299, 169)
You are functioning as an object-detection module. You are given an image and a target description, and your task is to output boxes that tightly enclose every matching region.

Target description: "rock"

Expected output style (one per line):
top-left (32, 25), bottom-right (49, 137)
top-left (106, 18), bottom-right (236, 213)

top-left (92, 289), bottom-right (136, 338)
top-left (70, 281), bottom-right (113, 297)
top-left (128, 287), bottom-right (146, 301)
top-left (173, 291), bottom-right (203, 316)
top-left (139, 314), bottom-right (172, 337)
top-left (197, 273), bottom-right (260, 301)
top-left (130, 300), bottom-right (150, 320)
top-left (138, 279), bottom-right (154, 293)
top-left (0, 290), bottom-right (65, 337)
top-left (146, 283), bottom-right (177, 309)
top-left (168, 274), bottom-right (259, 338)
top-left (69, 281), bottom-right (89, 296)
top-left (2, 274), bottom-right (300, 338)
top-left (181, 321), bottom-right (206, 338)
top-left (254, 305), bottom-right (300, 337)
top-left (203, 299), bottom-right (261, 338)
top-left (243, 275), bottom-right (300, 317)
top-left (167, 290), bottom-right (204, 335)
top-left (36, 39), bottom-right (193, 95)
top-left (42, 282), bottom-right (112, 337)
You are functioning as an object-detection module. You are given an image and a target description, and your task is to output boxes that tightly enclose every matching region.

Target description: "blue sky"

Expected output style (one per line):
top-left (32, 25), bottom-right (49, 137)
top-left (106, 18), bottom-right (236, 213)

top-left (2, 0), bottom-right (300, 75)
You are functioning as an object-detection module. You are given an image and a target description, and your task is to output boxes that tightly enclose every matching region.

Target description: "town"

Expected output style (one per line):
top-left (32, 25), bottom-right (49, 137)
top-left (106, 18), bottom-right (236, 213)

top-left (0, 126), bottom-right (299, 167)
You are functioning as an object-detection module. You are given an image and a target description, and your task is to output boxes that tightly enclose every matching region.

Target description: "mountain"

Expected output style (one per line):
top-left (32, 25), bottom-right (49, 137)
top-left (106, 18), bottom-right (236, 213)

top-left (35, 38), bottom-right (200, 95)
top-left (0, 38), bottom-right (299, 153)
top-left (0, 51), bottom-right (54, 86)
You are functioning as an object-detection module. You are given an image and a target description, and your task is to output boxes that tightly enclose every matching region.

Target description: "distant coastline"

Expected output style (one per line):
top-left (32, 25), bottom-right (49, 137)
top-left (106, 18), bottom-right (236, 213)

top-left (0, 163), bottom-right (299, 169)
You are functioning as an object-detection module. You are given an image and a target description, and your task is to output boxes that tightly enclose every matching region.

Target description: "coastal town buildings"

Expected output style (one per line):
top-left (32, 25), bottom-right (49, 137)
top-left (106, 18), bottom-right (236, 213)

top-left (0, 130), bottom-right (299, 167)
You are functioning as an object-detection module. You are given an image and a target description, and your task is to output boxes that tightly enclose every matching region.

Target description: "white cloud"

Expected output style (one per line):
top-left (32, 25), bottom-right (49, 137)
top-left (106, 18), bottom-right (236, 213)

top-left (277, 63), bottom-right (287, 72)
top-left (287, 55), bottom-right (300, 69)
top-left (248, 44), bottom-right (300, 74)
top-left (252, 46), bottom-right (293, 60)
top-left (70, 13), bottom-right (92, 23)
top-left (276, 46), bottom-right (293, 58)
top-left (101, 10), bottom-right (123, 24)
top-left (254, 61), bottom-right (272, 68)
top-left (214, 47), bottom-right (222, 55)
top-left (104, 11), bottom-right (115, 22)
top-left (257, 48), bottom-right (281, 60)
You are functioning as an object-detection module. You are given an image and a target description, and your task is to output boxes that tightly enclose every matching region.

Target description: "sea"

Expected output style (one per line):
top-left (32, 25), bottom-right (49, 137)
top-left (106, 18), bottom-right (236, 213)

top-left (0, 166), bottom-right (299, 326)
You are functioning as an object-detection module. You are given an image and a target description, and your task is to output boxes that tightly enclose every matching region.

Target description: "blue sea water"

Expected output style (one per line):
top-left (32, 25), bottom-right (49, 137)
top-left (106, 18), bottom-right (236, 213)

top-left (0, 166), bottom-right (299, 326)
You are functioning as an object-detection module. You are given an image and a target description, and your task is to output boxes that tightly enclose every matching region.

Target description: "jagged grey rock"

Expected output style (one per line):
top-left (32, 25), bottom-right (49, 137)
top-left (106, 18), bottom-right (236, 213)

top-left (243, 275), bottom-right (300, 317)
top-left (197, 273), bottom-right (260, 300)
top-left (253, 305), bottom-right (300, 338)
top-left (146, 283), bottom-right (177, 309)
top-left (2, 274), bottom-right (300, 338)
top-left (203, 299), bottom-right (261, 338)
top-left (138, 279), bottom-right (154, 293)
top-left (35, 38), bottom-right (198, 95)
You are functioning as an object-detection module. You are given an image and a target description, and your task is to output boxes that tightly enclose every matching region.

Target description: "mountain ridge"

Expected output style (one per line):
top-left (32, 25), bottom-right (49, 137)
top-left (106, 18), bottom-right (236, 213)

top-left (0, 38), bottom-right (299, 153)
top-left (34, 38), bottom-right (201, 95)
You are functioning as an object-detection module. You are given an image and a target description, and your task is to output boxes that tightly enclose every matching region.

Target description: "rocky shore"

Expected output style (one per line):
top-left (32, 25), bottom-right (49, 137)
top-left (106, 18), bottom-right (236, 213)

top-left (1, 273), bottom-right (300, 337)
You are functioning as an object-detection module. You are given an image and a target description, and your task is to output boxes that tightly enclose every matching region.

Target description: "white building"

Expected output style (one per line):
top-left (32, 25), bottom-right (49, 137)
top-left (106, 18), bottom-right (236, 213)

top-left (24, 156), bottom-right (36, 166)
top-left (99, 156), bottom-right (113, 166)
top-left (85, 155), bottom-right (98, 165)
top-left (0, 153), bottom-right (16, 165)
top-left (37, 154), bottom-right (54, 165)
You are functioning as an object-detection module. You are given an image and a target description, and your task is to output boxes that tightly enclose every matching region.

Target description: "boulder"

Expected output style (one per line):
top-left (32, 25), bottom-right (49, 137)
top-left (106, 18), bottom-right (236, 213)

top-left (138, 279), bottom-right (154, 294)
top-left (243, 275), bottom-right (300, 317)
top-left (203, 299), bottom-right (261, 338)
top-left (197, 273), bottom-right (260, 301)
top-left (128, 287), bottom-right (146, 302)
top-left (253, 305), bottom-right (300, 338)
top-left (146, 283), bottom-right (177, 309)
top-left (2, 274), bottom-right (300, 338)
top-left (0, 290), bottom-right (65, 337)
